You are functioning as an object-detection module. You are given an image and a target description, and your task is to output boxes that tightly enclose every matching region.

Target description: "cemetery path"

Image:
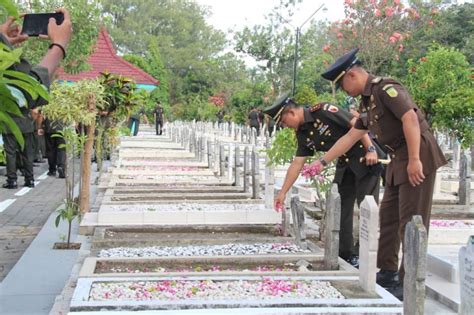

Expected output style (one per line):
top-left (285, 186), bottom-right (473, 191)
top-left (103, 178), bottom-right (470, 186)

top-left (0, 161), bottom-right (78, 282)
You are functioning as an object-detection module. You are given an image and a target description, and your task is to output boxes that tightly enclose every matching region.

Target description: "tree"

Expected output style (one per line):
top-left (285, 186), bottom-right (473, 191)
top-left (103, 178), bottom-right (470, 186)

top-left (294, 84), bottom-right (317, 105)
top-left (405, 45), bottom-right (470, 120)
top-left (323, 0), bottom-right (439, 75)
top-left (433, 87), bottom-right (474, 149)
top-left (100, 0), bottom-right (226, 105)
top-left (124, 38), bottom-right (169, 106)
top-left (233, 10), bottom-right (294, 96)
top-left (15, 0), bottom-right (101, 74)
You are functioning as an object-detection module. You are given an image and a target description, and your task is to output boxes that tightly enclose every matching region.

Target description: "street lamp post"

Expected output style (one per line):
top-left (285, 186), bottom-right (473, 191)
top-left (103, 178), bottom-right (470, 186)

top-left (291, 4), bottom-right (325, 96)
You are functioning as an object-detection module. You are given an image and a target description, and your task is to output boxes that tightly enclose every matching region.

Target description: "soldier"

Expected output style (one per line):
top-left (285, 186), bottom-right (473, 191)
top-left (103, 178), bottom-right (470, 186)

top-left (264, 92), bottom-right (383, 267)
top-left (153, 102), bottom-right (164, 135)
top-left (0, 8), bottom-right (72, 188)
top-left (313, 48), bottom-right (447, 300)
top-left (2, 108), bottom-right (36, 188)
top-left (247, 107), bottom-right (261, 136)
top-left (43, 118), bottom-right (65, 178)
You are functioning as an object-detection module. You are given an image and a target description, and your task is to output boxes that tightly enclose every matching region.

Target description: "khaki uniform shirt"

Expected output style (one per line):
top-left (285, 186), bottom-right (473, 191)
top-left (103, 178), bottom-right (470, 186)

top-left (354, 75), bottom-right (447, 186)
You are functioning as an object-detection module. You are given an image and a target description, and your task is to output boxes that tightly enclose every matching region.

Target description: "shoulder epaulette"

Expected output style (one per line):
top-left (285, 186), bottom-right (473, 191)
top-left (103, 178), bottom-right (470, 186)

top-left (371, 77), bottom-right (382, 84)
top-left (310, 103), bottom-right (323, 112)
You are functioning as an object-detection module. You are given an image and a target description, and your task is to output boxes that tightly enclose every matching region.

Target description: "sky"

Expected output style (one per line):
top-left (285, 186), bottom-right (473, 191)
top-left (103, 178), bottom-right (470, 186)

top-left (195, 0), bottom-right (345, 33)
top-left (195, 0), bottom-right (345, 66)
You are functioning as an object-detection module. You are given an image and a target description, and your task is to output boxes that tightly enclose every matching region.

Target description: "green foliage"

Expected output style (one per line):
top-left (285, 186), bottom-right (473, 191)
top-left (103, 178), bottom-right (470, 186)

top-left (266, 128), bottom-right (297, 166)
top-left (0, 40), bottom-right (50, 147)
top-left (233, 3), bottom-right (295, 95)
top-left (54, 198), bottom-right (79, 247)
top-left (432, 87), bottom-right (474, 148)
top-left (101, 0), bottom-right (227, 105)
top-left (123, 38), bottom-right (169, 105)
top-left (0, 144), bottom-right (5, 164)
top-left (0, 0), bottom-right (19, 19)
top-left (400, 2), bottom-right (474, 73)
top-left (405, 45), bottom-right (471, 121)
top-left (324, 0), bottom-right (439, 75)
top-left (15, 0), bottom-right (101, 74)
top-left (294, 85), bottom-right (317, 105)
top-left (53, 128), bottom-right (87, 157)
top-left (99, 72), bottom-right (141, 122)
top-left (229, 74), bottom-right (271, 124)
top-left (41, 80), bottom-right (105, 126)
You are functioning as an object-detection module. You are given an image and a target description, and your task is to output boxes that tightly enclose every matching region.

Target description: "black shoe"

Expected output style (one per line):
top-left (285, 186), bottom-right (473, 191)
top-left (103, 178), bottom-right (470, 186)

top-left (2, 181), bottom-right (18, 189)
top-left (47, 170), bottom-right (56, 176)
top-left (345, 255), bottom-right (359, 269)
top-left (376, 269), bottom-right (399, 287)
top-left (57, 167), bottom-right (65, 178)
top-left (24, 180), bottom-right (35, 188)
top-left (386, 283), bottom-right (403, 301)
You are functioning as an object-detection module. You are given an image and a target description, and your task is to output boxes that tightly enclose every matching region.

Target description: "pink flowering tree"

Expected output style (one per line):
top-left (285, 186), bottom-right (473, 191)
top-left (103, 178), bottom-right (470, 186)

top-left (324, 0), bottom-right (439, 74)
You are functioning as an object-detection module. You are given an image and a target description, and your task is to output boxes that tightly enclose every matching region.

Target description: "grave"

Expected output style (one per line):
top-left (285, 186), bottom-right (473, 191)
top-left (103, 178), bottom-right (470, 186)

top-left (72, 123), bottom-right (405, 313)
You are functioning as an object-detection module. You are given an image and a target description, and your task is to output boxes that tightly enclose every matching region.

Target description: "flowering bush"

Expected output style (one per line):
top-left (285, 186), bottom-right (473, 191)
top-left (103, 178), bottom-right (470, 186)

top-left (324, 0), bottom-right (438, 73)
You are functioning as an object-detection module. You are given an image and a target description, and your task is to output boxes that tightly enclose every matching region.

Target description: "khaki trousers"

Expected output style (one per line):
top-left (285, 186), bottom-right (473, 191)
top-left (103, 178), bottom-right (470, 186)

top-left (376, 171), bottom-right (436, 280)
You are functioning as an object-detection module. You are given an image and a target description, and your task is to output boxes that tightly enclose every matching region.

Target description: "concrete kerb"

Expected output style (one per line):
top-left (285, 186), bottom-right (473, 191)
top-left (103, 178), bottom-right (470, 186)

top-left (0, 198), bottom-right (85, 315)
top-left (70, 276), bottom-right (402, 312)
top-left (68, 307), bottom-right (403, 315)
top-left (78, 254), bottom-right (358, 278)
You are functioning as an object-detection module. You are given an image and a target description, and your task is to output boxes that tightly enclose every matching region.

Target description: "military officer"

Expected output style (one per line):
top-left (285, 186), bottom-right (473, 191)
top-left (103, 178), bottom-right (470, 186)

top-left (44, 118), bottom-right (66, 178)
top-left (1, 8), bottom-right (73, 188)
top-left (264, 92), bottom-right (383, 267)
top-left (2, 108), bottom-right (36, 188)
top-left (153, 102), bottom-right (164, 135)
top-left (314, 48), bottom-right (447, 300)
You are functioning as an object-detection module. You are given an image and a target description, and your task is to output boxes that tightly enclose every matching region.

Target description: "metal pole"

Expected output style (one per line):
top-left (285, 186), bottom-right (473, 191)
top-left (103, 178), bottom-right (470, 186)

top-left (292, 27), bottom-right (300, 96)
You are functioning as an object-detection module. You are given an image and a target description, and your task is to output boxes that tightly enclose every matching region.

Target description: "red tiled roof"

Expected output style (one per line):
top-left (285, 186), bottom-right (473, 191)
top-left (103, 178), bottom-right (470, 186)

top-left (56, 28), bottom-right (158, 85)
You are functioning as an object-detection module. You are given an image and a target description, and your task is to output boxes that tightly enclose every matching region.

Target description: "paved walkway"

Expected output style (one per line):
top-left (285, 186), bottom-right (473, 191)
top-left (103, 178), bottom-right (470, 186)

top-left (0, 161), bottom-right (69, 282)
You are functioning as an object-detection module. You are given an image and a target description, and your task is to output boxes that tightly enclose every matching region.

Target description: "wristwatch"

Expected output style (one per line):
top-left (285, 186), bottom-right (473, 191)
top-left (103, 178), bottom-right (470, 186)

top-left (367, 145), bottom-right (376, 152)
top-left (318, 157), bottom-right (328, 167)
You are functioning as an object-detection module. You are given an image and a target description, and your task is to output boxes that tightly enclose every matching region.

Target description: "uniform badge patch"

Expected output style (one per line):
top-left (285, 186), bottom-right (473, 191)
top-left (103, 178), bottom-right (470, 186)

top-left (310, 104), bottom-right (322, 112)
top-left (328, 105), bottom-right (339, 113)
top-left (386, 87), bottom-right (398, 98)
top-left (319, 125), bottom-right (329, 135)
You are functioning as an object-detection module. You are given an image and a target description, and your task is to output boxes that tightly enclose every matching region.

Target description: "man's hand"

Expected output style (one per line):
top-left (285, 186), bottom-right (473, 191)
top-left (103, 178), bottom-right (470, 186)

top-left (39, 8), bottom-right (72, 48)
top-left (0, 16), bottom-right (29, 45)
top-left (364, 151), bottom-right (378, 166)
top-left (407, 158), bottom-right (424, 187)
top-left (274, 192), bottom-right (286, 213)
top-left (309, 160), bottom-right (324, 174)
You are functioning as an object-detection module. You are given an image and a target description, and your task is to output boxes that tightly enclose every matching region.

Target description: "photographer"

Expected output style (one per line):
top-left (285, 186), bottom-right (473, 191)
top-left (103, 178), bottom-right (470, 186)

top-left (0, 8), bottom-right (72, 188)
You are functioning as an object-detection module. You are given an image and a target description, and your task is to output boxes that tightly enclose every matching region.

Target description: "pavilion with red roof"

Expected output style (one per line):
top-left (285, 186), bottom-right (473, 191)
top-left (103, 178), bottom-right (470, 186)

top-left (56, 28), bottom-right (158, 91)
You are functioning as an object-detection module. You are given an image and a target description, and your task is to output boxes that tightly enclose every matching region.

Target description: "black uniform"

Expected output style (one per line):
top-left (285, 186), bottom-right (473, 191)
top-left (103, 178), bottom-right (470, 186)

top-left (248, 109), bottom-right (260, 136)
top-left (295, 103), bottom-right (382, 260)
top-left (0, 34), bottom-right (50, 188)
top-left (44, 119), bottom-right (65, 177)
top-left (2, 109), bottom-right (36, 186)
top-left (153, 106), bottom-right (164, 135)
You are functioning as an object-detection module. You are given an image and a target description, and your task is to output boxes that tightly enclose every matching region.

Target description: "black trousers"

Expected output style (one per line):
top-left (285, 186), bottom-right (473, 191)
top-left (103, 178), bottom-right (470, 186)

top-left (337, 167), bottom-right (380, 259)
top-left (155, 120), bottom-right (163, 135)
top-left (2, 132), bottom-right (35, 182)
top-left (45, 132), bottom-right (65, 172)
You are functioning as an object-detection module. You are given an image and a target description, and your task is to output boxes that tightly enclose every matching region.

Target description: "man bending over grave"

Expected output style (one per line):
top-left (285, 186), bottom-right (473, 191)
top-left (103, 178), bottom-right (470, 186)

top-left (264, 92), bottom-right (383, 269)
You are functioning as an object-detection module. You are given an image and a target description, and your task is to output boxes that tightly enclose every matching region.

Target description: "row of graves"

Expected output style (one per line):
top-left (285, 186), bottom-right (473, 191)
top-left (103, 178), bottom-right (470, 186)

top-left (65, 122), bottom-right (472, 314)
